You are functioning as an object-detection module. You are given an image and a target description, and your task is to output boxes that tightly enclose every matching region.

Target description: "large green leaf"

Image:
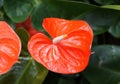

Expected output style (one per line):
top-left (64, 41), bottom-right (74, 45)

top-left (15, 28), bottom-right (30, 57)
top-left (83, 8), bottom-right (120, 35)
top-left (0, 8), bottom-right (4, 20)
top-left (31, 2), bottom-right (60, 30)
top-left (90, 25), bottom-right (108, 35)
top-left (0, 0), bottom-right (3, 8)
top-left (94, 0), bottom-right (118, 5)
top-left (4, 0), bottom-right (34, 22)
top-left (82, 45), bottom-right (120, 84)
top-left (3, 16), bottom-right (16, 29)
top-left (45, 0), bottom-right (97, 19)
top-left (15, 59), bottom-right (48, 84)
top-left (15, 28), bottom-right (29, 52)
top-left (102, 5), bottom-right (120, 10)
top-left (0, 58), bottom-right (48, 84)
top-left (109, 18), bottom-right (120, 38)
top-left (0, 7), bottom-right (16, 28)
top-left (83, 8), bottom-right (119, 26)
top-left (31, 0), bottom-right (97, 30)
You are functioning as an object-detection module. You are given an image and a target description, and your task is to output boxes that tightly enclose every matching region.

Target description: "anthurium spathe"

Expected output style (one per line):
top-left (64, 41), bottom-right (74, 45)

top-left (28, 18), bottom-right (93, 74)
top-left (0, 21), bottom-right (21, 74)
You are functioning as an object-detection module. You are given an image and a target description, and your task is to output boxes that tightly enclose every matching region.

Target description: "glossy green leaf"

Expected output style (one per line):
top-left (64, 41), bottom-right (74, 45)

top-left (0, 0), bottom-right (3, 8)
top-left (15, 28), bottom-right (29, 52)
top-left (31, 2), bottom-right (60, 30)
top-left (3, 16), bottom-right (16, 29)
top-left (83, 45), bottom-right (120, 84)
top-left (102, 5), bottom-right (120, 10)
top-left (0, 58), bottom-right (48, 84)
top-left (83, 8), bottom-right (119, 35)
top-left (31, 0), bottom-right (97, 30)
top-left (0, 8), bottom-right (4, 20)
top-left (94, 0), bottom-right (116, 5)
top-left (83, 8), bottom-right (119, 26)
top-left (15, 59), bottom-right (48, 84)
top-left (0, 57), bottom-right (30, 84)
top-left (45, 0), bottom-right (98, 19)
top-left (4, 0), bottom-right (34, 22)
top-left (90, 25), bottom-right (108, 35)
top-left (109, 19), bottom-right (120, 38)
top-left (0, 7), bottom-right (16, 28)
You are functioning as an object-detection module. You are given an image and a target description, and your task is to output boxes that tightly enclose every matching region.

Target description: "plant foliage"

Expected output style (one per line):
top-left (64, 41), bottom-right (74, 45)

top-left (1, 0), bottom-right (120, 84)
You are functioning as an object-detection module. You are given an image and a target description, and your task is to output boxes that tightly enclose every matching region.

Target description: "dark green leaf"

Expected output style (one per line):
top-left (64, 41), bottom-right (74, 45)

top-left (4, 0), bottom-right (34, 22)
top-left (15, 59), bottom-right (48, 84)
top-left (83, 8), bottom-right (120, 35)
top-left (0, 57), bottom-right (30, 84)
top-left (83, 45), bottom-right (120, 84)
top-left (94, 0), bottom-right (116, 5)
top-left (90, 25), bottom-right (108, 35)
top-left (109, 18), bottom-right (120, 38)
top-left (102, 5), bottom-right (120, 10)
top-left (46, 0), bottom-right (97, 19)
top-left (0, 7), bottom-right (15, 28)
top-left (0, 58), bottom-right (48, 84)
top-left (32, 0), bottom-right (97, 30)
top-left (0, 8), bottom-right (4, 20)
top-left (3, 16), bottom-right (16, 29)
top-left (83, 8), bottom-right (119, 26)
top-left (31, 2), bottom-right (60, 30)
top-left (0, 0), bottom-right (3, 8)
top-left (15, 28), bottom-right (29, 52)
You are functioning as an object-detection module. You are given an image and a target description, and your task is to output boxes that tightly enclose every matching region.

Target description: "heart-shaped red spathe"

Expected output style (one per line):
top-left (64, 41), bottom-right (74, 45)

top-left (28, 18), bottom-right (93, 74)
top-left (0, 21), bottom-right (21, 74)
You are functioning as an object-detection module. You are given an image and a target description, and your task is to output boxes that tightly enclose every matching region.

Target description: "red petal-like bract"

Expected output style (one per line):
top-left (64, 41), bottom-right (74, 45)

top-left (28, 18), bottom-right (93, 74)
top-left (0, 21), bottom-right (21, 74)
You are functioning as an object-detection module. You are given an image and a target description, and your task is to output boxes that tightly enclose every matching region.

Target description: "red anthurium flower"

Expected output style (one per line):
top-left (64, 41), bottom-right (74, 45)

top-left (28, 18), bottom-right (93, 74)
top-left (0, 21), bottom-right (21, 74)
